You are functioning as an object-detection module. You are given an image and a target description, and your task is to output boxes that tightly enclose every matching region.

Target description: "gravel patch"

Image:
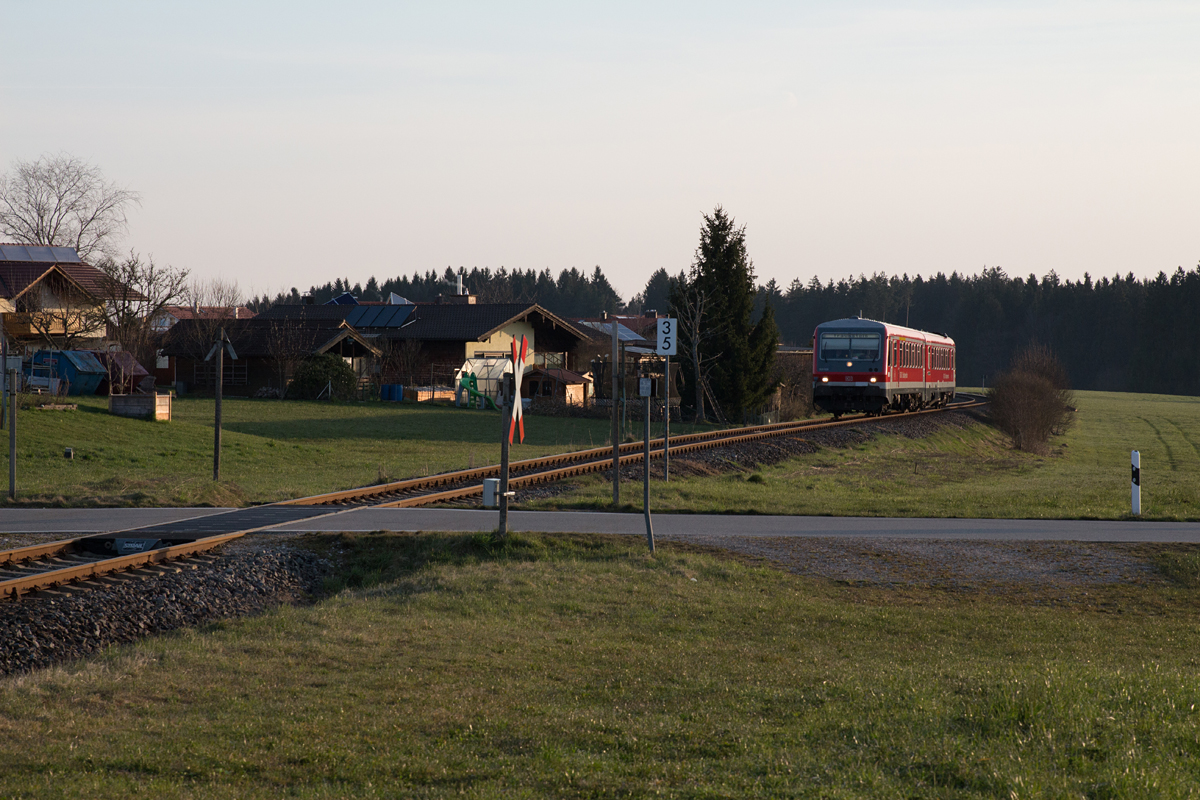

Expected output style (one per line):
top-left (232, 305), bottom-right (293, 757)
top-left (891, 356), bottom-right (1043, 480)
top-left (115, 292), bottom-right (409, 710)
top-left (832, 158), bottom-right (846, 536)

top-left (0, 534), bottom-right (331, 677)
top-left (661, 535), bottom-right (1161, 592)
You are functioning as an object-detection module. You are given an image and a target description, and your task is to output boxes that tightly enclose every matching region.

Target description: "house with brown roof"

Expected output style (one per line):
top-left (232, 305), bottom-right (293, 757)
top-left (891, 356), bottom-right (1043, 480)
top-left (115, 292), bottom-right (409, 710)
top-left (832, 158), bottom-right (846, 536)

top-left (0, 244), bottom-right (115, 350)
top-left (151, 305), bottom-right (256, 333)
top-left (255, 296), bottom-right (590, 386)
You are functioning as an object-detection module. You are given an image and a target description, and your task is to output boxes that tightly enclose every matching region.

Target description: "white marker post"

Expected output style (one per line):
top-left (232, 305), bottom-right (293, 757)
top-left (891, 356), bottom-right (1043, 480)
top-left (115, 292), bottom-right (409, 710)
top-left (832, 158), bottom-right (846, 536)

top-left (656, 318), bottom-right (677, 482)
top-left (1131, 450), bottom-right (1141, 516)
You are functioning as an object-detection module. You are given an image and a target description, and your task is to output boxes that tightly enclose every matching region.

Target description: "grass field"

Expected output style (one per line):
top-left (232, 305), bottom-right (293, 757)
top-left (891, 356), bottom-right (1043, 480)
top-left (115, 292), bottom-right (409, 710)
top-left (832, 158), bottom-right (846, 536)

top-left (3, 533), bottom-right (1200, 798)
top-left (0, 397), bottom-right (633, 507)
top-left (530, 391), bottom-right (1200, 521)
top-left (4, 390), bottom-right (1199, 519)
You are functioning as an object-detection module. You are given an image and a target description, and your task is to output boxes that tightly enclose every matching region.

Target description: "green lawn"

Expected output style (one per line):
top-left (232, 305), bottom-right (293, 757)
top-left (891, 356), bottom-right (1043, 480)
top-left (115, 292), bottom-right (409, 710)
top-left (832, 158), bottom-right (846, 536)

top-left (530, 391), bottom-right (1200, 521)
top-left (3, 532), bottom-right (1200, 798)
top-left (1, 397), bottom-right (632, 507)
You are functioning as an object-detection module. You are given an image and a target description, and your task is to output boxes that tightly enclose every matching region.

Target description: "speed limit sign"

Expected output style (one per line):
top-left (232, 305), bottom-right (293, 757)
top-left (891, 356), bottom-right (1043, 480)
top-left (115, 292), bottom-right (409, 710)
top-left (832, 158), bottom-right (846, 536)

top-left (656, 318), bottom-right (677, 355)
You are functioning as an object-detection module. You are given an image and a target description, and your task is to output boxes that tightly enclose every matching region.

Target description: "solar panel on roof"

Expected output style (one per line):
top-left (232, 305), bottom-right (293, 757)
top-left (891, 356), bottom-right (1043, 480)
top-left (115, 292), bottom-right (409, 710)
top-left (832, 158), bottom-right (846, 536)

top-left (0, 244), bottom-right (81, 262)
top-left (349, 306), bottom-right (384, 327)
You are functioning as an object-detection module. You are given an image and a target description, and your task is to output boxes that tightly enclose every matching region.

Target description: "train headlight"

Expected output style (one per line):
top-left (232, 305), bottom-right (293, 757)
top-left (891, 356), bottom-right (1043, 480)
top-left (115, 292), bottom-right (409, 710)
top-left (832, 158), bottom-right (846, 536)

top-left (821, 377), bottom-right (829, 383)
top-left (846, 361), bottom-right (853, 367)
top-left (869, 377), bottom-right (877, 383)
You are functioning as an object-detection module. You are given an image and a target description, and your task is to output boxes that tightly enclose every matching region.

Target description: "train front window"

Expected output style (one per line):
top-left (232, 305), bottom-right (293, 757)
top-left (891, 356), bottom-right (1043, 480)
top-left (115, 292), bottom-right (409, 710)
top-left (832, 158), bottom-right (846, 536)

top-left (819, 332), bottom-right (880, 362)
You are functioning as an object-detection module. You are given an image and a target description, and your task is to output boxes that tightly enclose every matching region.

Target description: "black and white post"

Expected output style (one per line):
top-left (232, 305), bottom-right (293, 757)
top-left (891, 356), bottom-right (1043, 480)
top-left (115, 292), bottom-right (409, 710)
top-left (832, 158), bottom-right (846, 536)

top-left (1131, 450), bottom-right (1141, 516)
top-left (498, 373), bottom-right (511, 537)
top-left (639, 374), bottom-right (655, 553)
top-left (656, 317), bottom-right (677, 482)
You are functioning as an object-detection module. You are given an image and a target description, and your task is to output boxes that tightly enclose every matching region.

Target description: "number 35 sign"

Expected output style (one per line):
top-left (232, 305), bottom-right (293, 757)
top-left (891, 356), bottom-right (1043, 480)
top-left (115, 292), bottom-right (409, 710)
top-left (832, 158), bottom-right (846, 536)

top-left (656, 318), bottom-right (677, 356)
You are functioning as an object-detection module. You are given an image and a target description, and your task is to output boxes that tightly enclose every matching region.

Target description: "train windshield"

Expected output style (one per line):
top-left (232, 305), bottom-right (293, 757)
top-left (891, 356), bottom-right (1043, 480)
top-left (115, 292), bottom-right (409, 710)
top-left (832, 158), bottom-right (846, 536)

top-left (820, 332), bottom-right (881, 361)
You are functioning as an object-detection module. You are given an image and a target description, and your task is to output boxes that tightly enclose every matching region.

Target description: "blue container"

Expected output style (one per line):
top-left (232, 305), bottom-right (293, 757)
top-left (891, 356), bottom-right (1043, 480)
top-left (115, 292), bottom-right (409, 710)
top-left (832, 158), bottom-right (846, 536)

top-left (381, 384), bottom-right (394, 401)
top-left (29, 350), bottom-right (106, 396)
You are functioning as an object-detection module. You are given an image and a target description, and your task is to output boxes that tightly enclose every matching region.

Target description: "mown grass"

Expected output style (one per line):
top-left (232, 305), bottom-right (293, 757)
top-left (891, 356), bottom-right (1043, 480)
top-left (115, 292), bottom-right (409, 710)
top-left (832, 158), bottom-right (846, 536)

top-left (2, 532), bottom-right (1200, 798)
top-left (530, 391), bottom-right (1200, 521)
top-left (0, 397), bottom-right (646, 507)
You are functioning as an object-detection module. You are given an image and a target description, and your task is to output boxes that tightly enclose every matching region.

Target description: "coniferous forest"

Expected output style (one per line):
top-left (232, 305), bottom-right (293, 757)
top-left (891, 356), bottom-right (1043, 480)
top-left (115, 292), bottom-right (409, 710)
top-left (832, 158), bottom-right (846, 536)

top-left (253, 261), bottom-right (1200, 397)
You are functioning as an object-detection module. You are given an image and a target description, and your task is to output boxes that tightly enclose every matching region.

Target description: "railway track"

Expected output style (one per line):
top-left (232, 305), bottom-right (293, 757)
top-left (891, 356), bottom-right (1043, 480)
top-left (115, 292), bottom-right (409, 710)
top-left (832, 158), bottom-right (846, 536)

top-left (0, 532), bottom-right (244, 601)
top-left (0, 394), bottom-right (984, 601)
top-left (279, 395), bottom-right (987, 509)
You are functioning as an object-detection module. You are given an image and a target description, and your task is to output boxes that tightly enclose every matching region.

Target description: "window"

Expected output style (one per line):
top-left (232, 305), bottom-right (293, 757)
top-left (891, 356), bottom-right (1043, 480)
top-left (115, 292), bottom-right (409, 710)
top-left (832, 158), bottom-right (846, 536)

top-left (820, 332), bottom-right (881, 361)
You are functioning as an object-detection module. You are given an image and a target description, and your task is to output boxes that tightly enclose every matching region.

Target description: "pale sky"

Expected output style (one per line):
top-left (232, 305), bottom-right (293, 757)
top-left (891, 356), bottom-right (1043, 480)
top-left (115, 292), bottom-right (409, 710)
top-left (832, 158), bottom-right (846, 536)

top-left (3, 1), bottom-right (1198, 300)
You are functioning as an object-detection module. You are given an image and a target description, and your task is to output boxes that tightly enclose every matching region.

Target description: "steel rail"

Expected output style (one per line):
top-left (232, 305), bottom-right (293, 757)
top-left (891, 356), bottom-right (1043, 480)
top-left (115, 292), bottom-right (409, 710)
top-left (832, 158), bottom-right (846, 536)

top-left (0, 537), bottom-right (83, 566)
top-left (357, 398), bottom-right (988, 509)
top-left (279, 408), bottom-right (901, 507)
top-left (0, 532), bottom-right (245, 601)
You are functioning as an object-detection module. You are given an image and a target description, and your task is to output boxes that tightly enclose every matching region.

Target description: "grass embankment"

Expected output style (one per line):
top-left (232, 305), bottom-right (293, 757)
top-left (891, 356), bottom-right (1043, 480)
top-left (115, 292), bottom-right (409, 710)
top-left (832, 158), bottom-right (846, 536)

top-left (531, 391), bottom-right (1200, 521)
top-left (0, 397), bottom-right (632, 507)
top-left (3, 533), bottom-right (1200, 797)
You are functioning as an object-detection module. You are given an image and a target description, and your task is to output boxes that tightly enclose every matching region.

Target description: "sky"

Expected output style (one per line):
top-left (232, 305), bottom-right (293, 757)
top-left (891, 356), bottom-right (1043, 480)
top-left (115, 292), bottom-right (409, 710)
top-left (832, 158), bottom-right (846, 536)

top-left (2, 1), bottom-right (1198, 301)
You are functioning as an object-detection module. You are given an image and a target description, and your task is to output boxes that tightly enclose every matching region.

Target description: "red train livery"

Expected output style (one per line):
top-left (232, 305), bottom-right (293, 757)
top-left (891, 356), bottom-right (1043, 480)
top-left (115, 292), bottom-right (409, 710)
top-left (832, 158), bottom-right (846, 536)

top-left (812, 317), bottom-right (955, 417)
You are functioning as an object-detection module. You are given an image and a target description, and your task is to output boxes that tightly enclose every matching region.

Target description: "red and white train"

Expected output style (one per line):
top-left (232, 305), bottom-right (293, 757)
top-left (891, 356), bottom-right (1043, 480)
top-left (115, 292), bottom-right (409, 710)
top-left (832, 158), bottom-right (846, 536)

top-left (812, 317), bottom-right (955, 417)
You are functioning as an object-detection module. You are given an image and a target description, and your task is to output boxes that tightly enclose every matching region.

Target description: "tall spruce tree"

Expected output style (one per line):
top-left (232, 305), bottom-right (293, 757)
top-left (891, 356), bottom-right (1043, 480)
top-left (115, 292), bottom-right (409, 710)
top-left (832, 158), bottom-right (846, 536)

top-left (673, 206), bottom-right (778, 421)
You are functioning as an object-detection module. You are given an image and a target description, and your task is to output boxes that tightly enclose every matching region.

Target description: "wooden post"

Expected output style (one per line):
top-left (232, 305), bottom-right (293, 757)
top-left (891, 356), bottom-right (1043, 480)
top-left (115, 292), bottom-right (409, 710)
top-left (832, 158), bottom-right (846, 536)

top-left (8, 369), bottom-right (15, 500)
top-left (644, 392), bottom-right (654, 552)
top-left (213, 331), bottom-right (224, 482)
top-left (611, 319), bottom-right (620, 506)
top-left (1, 315), bottom-right (6, 431)
top-left (498, 373), bottom-right (511, 538)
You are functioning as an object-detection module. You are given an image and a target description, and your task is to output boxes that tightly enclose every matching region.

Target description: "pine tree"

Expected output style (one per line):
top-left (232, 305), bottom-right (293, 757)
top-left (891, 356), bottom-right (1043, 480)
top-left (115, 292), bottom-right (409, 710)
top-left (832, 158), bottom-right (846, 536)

top-left (674, 206), bottom-right (778, 421)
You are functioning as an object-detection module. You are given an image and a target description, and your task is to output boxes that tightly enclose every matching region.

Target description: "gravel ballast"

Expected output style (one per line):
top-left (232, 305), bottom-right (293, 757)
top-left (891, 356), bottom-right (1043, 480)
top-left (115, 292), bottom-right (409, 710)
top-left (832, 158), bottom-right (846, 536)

top-left (0, 537), bottom-right (331, 676)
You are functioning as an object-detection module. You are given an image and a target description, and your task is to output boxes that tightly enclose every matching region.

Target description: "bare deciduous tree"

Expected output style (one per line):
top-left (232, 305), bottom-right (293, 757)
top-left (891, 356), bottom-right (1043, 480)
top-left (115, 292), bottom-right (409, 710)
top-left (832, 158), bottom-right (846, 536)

top-left (93, 251), bottom-right (190, 372)
top-left (380, 338), bottom-right (423, 384)
top-left (266, 321), bottom-right (311, 397)
top-left (0, 154), bottom-right (140, 262)
top-left (174, 279), bottom-right (246, 366)
top-left (671, 275), bottom-right (724, 423)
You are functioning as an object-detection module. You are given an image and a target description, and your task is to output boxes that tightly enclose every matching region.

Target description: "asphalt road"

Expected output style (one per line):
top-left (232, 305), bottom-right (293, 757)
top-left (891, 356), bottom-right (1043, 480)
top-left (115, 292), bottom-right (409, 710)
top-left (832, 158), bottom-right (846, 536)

top-left (1, 507), bottom-right (1199, 542)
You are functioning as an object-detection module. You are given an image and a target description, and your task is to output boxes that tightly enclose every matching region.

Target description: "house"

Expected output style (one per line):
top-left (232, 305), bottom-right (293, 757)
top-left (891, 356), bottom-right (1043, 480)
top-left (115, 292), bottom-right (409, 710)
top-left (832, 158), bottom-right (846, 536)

top-left (150, 305), bottom-right (256, 386)
top-left (0, 244), bottom-right (113, 351)
top-left (255, 297), bottom-right (590, 387)
top-left (150, 305), bottom-right (256, 334)
top-left (160, 317), bottom-right (380, 396)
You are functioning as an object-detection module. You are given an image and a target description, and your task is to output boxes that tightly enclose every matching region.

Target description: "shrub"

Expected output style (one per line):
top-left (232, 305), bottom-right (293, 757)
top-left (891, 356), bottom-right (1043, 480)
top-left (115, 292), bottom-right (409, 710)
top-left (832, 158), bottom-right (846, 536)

top-left (288, 354), bottom-right (358, 400)
top-left (988, 345), bottom-right (1074, 453)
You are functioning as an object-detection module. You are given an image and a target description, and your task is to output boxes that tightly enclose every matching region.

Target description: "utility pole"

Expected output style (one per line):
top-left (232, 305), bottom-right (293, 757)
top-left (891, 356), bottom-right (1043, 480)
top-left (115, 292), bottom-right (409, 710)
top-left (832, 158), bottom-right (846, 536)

top-left (641, 374), bottom-right (655, 552)
top-left (214, 333), bottom-right (224, 481)
top-left (206, 328), bottom-right (237, 482)
top-left (611, 319), bottom-right (620, 506)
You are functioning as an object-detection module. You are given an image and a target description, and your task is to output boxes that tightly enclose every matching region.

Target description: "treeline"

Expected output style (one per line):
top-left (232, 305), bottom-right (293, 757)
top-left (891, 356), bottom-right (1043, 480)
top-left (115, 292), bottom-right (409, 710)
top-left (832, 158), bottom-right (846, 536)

top-left (250, 265), bottom-right (622, 319)
top-left (251, 260), bottom-right (1200, 397)
top-left (756, 266), bottom-right (1200, 395)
